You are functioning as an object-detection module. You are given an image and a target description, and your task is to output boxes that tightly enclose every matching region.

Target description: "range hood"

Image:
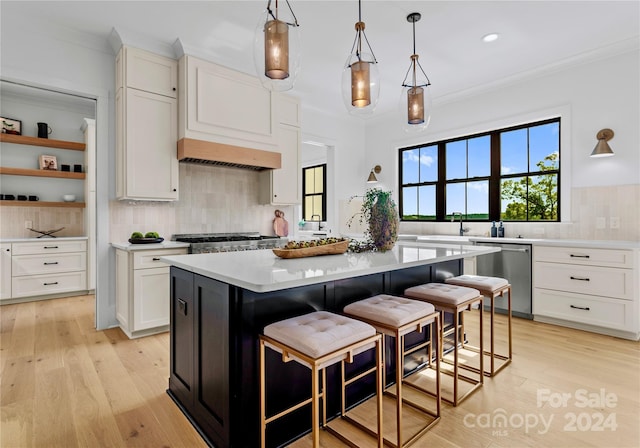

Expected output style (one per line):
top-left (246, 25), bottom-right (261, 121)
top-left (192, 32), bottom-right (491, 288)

top-left (177, 138), bottom-right (281, 171)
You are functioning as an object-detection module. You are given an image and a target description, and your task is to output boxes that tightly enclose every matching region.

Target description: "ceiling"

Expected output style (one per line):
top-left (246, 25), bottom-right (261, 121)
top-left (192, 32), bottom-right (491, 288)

top-left (2, 1), bottom-right (639, 119)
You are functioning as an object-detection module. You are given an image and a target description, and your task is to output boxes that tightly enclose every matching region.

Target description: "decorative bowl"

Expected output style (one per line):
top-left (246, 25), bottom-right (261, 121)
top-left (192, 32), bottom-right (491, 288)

top-left (272, 240), bottom-right (349, 259)
top-left (62, 194), bottom-right (76, 202)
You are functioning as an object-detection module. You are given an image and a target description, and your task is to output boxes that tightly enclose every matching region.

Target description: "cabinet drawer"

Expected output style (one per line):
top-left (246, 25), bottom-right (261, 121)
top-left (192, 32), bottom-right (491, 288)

top-left (534, 288), bottom-right (633, 331)
top-left (12, 240), bottom-right (87, 255)
top-left (133, 248), bottom-right (187, 270)
top-left (12, 252), bottom-right (85, 276)
top-left (12, 271), bottom-right (86, 298)
top-left (534, 245), bottom-right (633, 268)
top-left (534, 262), bottom-right (632, 300)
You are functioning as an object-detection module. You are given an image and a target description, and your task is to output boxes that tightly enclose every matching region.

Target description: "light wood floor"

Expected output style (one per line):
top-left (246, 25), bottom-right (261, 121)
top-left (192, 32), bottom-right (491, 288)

top-left (1, 295), bottom-right (639, 447)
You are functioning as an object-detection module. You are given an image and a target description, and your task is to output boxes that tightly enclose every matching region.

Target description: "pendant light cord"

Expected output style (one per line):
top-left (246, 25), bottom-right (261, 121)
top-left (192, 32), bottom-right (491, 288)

top-left (350, 0), bottom-right (378, 64)
top-left (266, 0), bottom-right (299, 26)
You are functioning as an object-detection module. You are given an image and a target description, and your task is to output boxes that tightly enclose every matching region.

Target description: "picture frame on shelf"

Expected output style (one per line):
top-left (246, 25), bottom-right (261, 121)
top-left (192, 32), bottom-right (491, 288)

top-left (1, 117), bottom-right (22, 135)
top-left (39, 154), bottom-right (58, 170)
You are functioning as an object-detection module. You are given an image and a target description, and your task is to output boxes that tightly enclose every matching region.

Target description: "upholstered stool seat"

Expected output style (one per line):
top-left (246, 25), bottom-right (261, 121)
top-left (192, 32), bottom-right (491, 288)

top-left (260, 311), bottom-right (384, 448)
top-left (344, 295), bottom-right (441, 448)
top-left (404, 283), bottom-right (484, 406)
top-left (445, 275), bottom-right (512, 376)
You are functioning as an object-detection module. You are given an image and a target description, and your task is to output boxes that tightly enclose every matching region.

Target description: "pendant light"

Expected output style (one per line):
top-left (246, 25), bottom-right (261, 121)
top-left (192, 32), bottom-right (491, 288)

top-left (400, 12), bottom-right (432, 132)
top-left (254, 0), bottom-right (300, 92)
top-left (341, 0), bottom-right (379, 115)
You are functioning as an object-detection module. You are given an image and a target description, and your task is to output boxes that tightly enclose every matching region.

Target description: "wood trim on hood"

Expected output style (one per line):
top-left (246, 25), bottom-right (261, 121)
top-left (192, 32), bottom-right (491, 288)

top-left (177, 138), bottom-right (281, 171)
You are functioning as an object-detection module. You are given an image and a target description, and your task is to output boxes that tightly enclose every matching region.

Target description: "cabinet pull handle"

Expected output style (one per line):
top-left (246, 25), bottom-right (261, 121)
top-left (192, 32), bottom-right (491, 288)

top-left (44, 246), bottom-right (59, 249)
top-left (152, 257), bottom-right (161, 261)
top-left (44, 282), bottom-right (59, 286)
top-left (44, 262), bottom-right (59, 265)
top-left (570, 254), bottom-right (589, 258)
top-left (570, 276), bottom-right (590, 281)
top-left (570, 305), bottom-right (590, 311)
top-left (178, 298), bottom-right (187, 316)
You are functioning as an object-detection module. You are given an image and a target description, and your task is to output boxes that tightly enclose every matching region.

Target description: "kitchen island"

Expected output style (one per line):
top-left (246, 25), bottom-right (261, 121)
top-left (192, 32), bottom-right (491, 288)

top-left (162, 241), bottom-right (500, 448)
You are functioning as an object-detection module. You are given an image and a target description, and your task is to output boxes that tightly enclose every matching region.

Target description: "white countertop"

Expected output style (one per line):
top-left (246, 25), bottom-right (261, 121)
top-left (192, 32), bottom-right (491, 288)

top-left (111, 241), bottom-right (190, 251)
top-left (411, 235), bottom-right (639, 249)
top-left (1, 236), bottom-right (88, 243)
top-left (161, 241), bottom-right (500, 293)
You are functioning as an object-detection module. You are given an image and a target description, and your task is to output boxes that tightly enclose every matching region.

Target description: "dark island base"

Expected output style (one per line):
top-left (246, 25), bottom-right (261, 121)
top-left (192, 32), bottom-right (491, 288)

top-left (169, 259), bottom-right (461, 447)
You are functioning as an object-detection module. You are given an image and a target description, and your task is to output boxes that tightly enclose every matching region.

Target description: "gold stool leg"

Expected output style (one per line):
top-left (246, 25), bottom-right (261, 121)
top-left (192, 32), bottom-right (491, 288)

top-left (259, 338), bottom-right (267, 448)
top-left (376, 336), bottom-right (384, 448)
top-left (490, 294), bottom-right (495, 375)
top-left (312, 365), bottom-right (320, 448)
top-left (395, 333), bottom-right (404, 448)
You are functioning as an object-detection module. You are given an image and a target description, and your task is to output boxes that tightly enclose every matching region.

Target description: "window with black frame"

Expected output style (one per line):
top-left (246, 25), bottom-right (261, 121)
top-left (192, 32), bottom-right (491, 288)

top-left (399, 118), bottom-right (560, 222)
top-left (302, 164), bottom-right (326, 221)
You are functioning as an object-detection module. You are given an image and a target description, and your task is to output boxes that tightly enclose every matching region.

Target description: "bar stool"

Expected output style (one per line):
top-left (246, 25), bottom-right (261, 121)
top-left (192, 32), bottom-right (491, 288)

top-left (445, 275), bottom-right (512, 376)
top-left (404, 283), bottom-right (484, 406)
top-left (259, 310), bottom-right (384, 448)
top-left (343, 294), bottom-right (441, 448)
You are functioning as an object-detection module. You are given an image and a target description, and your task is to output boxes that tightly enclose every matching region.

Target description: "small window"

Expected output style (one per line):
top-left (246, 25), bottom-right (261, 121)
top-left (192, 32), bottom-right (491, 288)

top-left (302, 164), bottom-right (326, 221)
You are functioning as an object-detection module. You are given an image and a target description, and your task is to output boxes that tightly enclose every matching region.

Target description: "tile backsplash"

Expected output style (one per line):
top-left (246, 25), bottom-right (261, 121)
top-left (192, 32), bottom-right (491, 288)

top-left (109, 163), bottom-right (294, 242)
top-left (399, 184), bottom-right (639, 242)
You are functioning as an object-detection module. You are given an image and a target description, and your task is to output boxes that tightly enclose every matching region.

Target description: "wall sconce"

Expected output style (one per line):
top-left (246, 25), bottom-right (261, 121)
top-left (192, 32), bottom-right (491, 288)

top-left (254, 0), bottom-right (300, 92)
top-left (367, 165), bottom-right (381, 183)
top-left (590, 128), bottom-right (615, 158)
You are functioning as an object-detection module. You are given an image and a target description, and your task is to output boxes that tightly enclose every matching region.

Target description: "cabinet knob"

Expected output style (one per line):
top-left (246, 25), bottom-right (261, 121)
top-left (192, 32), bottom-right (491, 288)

top-left (152, 257), bottom-right (161, 261)
top-left (173, 188), bottom-right (177, 192)
top-left (172, 87), bottom-right (176, 91)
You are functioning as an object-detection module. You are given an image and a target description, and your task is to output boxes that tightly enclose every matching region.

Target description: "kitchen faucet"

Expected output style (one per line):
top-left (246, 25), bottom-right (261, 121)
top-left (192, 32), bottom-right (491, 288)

top-left (451, 212), bottom-right (470, 236)
top-left (310, 214), bottom-right (323, 231)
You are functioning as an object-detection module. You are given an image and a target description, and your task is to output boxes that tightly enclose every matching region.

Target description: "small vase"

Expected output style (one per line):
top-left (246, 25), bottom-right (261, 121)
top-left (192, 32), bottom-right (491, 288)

top-left (369, 195), bottom-right (399, 251)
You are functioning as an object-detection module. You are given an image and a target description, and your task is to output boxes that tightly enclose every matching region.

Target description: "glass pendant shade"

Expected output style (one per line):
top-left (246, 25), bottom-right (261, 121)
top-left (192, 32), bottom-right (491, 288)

top-left (400, 13), bottom-right (431, 133)
top-left (254, 2), bottom-right (300, 92)
top-left (264, 19), bottom-right (289, 80)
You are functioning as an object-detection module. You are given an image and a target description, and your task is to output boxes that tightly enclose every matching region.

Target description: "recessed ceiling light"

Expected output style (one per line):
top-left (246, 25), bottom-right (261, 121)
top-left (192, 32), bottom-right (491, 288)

top-left (482, 33), bottom-right (499, 43)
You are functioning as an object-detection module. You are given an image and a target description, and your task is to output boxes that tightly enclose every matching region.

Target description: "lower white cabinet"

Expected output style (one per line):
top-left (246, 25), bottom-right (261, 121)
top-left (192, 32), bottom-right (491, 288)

top-left (1, 244), bottom-right (11, 300)
top-left (533, 244), bottom-right (639, 340)
top-left (116, 247), bottom-right (187, 338)
top-left (5, 239), bottom-right (87, 301)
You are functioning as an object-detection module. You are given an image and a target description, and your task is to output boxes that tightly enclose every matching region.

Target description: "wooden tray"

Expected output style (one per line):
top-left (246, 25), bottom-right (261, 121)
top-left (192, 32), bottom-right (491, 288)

top-left (272, 240), bottom-right (349, 259)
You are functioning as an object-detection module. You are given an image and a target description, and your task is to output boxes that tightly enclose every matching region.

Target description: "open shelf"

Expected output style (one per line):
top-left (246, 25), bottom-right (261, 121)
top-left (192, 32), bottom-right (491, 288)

top-left (0, 133), bottom-right (85, 151)
top-left (0, 200), bottom-right (85, 208)
top-left (0, 167), bottom-right (85, 179)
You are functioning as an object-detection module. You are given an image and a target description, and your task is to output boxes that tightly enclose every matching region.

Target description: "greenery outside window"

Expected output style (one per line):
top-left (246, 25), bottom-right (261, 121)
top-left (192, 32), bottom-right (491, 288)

top-left (399, 118), bottom-right (560, 222)
top-left (302, 164), bottom-right (326, 221)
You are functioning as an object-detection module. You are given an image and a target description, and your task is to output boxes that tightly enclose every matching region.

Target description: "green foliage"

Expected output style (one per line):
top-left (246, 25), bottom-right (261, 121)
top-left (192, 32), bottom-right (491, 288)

top-left (130, 231), bottom-right (144, 239)
top-left (501, 153), bottom-right (558, 221)
top-left (144, 231), bottom-right (160, 239)
top-left (348, 188), bottom-right (399, 251)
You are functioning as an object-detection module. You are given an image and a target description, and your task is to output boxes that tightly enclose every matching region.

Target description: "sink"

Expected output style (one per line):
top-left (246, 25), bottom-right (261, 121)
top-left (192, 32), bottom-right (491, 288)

top-left (416, 235), bottom-right (474, 245)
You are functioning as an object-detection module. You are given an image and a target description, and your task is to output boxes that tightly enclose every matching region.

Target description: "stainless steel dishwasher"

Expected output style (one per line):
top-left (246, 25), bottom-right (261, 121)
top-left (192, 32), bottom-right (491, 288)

top-left (475, 241), bottom-right (532, 319)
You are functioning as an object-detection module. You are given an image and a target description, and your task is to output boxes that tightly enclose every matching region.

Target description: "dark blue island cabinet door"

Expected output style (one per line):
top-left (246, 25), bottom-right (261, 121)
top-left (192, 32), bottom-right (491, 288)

top-left (168, 267), bottom-right (231, 448)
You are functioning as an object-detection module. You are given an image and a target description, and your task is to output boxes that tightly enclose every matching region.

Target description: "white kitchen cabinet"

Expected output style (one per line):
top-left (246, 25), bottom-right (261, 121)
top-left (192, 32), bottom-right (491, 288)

top-left (116, 46), bottom-right (177, 98)
top-left (9, 239), bottom-right (87, 300)
top-left (178, 55), bottom-right (277, 150)
top-left (259, 95), bottom-right (301, 205)
top-left (116, 46), bottom-right (179, 201)
top-left (115, 246), bottom-right (187, 338)
top-left (533, 244), bottom-right (639, 340)
top-left (1, 244), bottom-right (11, 300)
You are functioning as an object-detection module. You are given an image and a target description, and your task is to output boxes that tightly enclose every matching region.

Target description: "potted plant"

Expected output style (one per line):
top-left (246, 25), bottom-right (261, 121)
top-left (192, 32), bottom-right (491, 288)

top-left (348, 188), bottom-right (399, 251)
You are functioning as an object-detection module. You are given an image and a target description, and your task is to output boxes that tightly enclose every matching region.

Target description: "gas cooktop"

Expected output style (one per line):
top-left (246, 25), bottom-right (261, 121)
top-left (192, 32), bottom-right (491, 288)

top-left (172, 232), bottom-right (284, 253)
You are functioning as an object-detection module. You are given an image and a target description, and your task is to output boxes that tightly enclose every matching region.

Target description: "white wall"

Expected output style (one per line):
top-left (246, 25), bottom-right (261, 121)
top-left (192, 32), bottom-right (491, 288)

top-left (364, 49), bottom-right (640, 240)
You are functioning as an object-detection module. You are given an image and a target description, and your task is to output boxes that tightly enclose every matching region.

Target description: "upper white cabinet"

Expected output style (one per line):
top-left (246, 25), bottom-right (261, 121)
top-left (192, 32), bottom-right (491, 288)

top-left (178, 55), bottom-right (277, 150)
top-left (259, 94), bottom-right (301, 205)
top-left (116, 47), bottom-right (177, 98)
top-left (116, 46), bottom-right (179, 201)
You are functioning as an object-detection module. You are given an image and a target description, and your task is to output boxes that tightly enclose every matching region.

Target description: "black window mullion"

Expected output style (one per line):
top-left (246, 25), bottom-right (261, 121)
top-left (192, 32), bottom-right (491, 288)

top-left (489, 132), bottom-right (501, 221)
top-left (436, 142), bottom-right (446, 221)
